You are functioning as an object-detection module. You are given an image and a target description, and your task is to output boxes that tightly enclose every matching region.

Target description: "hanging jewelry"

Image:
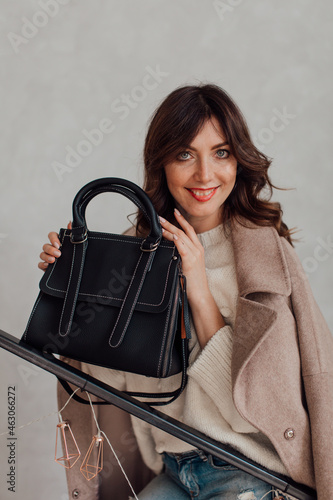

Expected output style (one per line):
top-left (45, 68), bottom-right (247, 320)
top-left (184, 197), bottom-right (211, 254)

top-left (55, 388), bottom-right (81, 468)
top-left (80, 432), bottom-right (104, 481)
top-left (55, 420), bottom-right (81, 468)
top-left (80, 392), bottom-right (104, 481)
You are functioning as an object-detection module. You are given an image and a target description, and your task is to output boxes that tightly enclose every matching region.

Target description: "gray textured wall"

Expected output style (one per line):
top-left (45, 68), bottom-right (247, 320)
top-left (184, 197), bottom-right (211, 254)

top-left (0, 1), bottom-right (332, 498)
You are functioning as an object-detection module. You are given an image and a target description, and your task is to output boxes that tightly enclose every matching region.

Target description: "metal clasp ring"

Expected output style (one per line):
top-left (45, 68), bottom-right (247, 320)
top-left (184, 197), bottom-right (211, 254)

top-left (140, 239), bottom-right (160, 252)
top-left (70, 230), bottom-right (88, 244)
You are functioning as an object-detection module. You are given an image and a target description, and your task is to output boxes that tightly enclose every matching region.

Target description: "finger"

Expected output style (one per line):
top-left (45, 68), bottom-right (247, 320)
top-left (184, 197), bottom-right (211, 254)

top-left (172, 234), bottom-right (189, 259)
top-left (40, 251), bottom-right (57, 264)
top-left (67, 221), bottom-right (72, 230)
top-left (160, 227), bottom-right (179, 243)
top-left (159, 226), bottom-right (188, 256)
top-left (173, 209), bottom-right (201, 245)
top-left (38, 262), bottom-right (49, 271)
top-left (42, 243), bottom-right (61, 258)
top-left (159, 216), bottom-right (190, 244)
top-left (48, 231), bottom-right (61, 250)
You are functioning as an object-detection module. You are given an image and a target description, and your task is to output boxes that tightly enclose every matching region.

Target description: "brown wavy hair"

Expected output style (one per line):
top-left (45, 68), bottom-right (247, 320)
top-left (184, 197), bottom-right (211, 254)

top-left (136, 83), bottom-right (298, 246)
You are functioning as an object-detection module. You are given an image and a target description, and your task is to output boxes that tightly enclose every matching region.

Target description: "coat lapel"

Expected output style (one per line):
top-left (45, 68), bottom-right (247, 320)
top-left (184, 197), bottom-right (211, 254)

top-left (230, 218), bottom-right (291, 297)
top-left (229, 218), bottom-right (292, 379)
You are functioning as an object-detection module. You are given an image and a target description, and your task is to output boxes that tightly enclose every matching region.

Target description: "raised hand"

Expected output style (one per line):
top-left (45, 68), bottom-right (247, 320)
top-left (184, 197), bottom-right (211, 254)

top-left (159, 209), bottom-right (225, 349)
top-left (38, 222), bottom-right (72, 271)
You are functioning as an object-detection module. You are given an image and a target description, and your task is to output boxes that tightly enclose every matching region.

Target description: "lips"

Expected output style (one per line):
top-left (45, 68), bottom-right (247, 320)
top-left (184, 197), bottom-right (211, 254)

top-left (186, 187), bottom-right (219, 202)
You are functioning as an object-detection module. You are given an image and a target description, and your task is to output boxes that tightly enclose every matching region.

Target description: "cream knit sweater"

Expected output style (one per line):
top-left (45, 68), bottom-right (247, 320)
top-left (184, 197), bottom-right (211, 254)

top-left (82, 223), bottom-right (288, 477)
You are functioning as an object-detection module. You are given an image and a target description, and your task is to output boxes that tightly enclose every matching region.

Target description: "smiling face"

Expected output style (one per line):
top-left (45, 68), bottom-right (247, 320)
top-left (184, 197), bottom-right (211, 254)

top-left (164, 117), bottom-right (238, 233)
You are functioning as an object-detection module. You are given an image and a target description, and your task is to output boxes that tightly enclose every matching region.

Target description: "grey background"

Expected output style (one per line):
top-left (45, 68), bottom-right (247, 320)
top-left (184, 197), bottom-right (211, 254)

top-left (0, 1), bottom-right (332, 498)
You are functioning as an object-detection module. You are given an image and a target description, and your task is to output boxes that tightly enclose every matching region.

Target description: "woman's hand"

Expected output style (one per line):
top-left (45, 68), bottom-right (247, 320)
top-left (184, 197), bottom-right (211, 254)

top-left (159, 209), bottom-right (208, 303)
top-left (38, 222), bottom-right (72, 271)
top-left (159, 209), bottom-right (225, 348)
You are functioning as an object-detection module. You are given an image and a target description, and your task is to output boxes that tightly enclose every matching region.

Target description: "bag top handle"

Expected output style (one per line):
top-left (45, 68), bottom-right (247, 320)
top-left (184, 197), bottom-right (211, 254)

top-left (70, 177), bottom-right (162, 249)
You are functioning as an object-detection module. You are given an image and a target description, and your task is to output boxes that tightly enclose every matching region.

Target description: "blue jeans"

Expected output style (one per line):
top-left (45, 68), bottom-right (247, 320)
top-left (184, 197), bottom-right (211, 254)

top-left (137, 449), bottom-right (274, 500)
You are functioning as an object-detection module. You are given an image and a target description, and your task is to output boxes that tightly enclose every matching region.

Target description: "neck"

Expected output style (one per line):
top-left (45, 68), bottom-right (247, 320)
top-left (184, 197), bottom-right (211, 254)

top-left (182, 212), bottom-right (223, 234)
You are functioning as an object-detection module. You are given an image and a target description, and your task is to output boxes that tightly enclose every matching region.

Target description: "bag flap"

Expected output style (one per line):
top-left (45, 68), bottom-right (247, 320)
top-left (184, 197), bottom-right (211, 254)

top-left (39, 229), bottom-right (180, 313)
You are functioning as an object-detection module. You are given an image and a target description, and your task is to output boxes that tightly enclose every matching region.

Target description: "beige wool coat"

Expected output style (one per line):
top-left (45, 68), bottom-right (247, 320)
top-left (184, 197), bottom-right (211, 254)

top-left (57, 219), bottom-right (333, 500)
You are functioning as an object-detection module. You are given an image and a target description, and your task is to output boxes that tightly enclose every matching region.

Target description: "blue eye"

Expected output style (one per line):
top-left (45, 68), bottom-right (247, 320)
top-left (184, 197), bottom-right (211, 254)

top-left (216, 149), bottom-right (229, 158)
top-left (177, 151), bottom-right (191, 160)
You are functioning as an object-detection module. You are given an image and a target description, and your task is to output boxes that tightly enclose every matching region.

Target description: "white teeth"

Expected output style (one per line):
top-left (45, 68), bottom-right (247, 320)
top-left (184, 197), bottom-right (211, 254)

top-left (190, 188), bottom-right (215, 196)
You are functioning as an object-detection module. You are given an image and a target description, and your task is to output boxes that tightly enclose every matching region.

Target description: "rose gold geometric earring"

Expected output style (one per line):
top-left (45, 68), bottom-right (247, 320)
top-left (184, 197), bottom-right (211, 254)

top-left (55, 420), bottom-right (81, 469)
top-left (80, 432), bottom-right (104, 480)
top-left (55, 389), bottom-right (81, 469)
top-left (78, 392), bottom-right (139, 499)
top-left (79, 392), bottom-right (105, 481)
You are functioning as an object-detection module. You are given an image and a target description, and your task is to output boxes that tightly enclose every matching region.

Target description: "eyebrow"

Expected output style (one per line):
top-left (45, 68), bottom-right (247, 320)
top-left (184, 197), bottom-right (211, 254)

top-left (183, 142), bottom-right (229, 151)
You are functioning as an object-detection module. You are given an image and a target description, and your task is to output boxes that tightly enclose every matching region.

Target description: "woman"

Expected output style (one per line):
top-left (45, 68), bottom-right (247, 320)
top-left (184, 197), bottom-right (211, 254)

top-left (39, 84), bottom-right (333, 499)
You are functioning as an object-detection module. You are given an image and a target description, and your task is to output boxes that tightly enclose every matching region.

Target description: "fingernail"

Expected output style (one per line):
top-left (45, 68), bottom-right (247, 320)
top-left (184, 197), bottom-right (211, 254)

top-left (174, 208), bottom-right (181, 216)
top-left (54, 250), bottom-right (61, 257)
top-left (53, 242), bottom-right (60, 249)
top-left (159, 216), bottom-right (166, 223)
top-left (173, 234), bottom-right (178, 240)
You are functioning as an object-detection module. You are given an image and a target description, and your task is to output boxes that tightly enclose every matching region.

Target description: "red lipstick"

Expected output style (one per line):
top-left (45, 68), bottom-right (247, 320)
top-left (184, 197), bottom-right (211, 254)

top-left (186, 187), bottom-right (218, 202)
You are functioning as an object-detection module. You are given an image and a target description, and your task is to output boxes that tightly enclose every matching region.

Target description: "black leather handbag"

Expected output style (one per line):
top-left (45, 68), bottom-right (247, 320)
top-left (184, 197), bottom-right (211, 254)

top-left (23, 178), bottom-right (191, 405)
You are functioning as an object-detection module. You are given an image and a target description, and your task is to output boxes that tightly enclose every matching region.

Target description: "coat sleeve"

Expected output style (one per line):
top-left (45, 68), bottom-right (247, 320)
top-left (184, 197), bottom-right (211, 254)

top-left (281, 238), bottom-right (333, 499)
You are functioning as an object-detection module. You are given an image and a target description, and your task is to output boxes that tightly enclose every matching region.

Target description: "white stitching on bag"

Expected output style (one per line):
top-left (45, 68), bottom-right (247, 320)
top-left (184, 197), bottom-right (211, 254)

top-left (44, 235), bottom-right (174, 308)
top-left (23, 294), bottom-right (43, 342)
top-left (108, 252), bottom-right (145, 348)
top-left (58, 244), bottom-right (77, 337)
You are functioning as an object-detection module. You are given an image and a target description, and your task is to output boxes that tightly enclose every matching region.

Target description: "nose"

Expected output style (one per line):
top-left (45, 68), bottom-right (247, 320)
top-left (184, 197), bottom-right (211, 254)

top-left (194, 156), bottom-right (213, 183)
